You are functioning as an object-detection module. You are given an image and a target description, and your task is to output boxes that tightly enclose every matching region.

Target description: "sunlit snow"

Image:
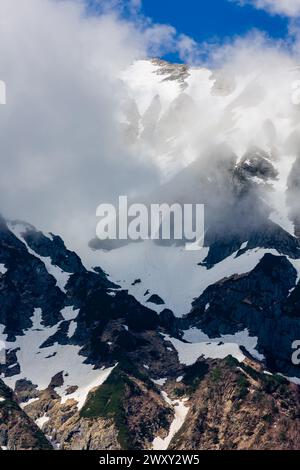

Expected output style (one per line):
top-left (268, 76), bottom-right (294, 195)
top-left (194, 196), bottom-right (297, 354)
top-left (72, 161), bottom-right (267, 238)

top-left (2, 309), bottom-right (115, 410)
top-left (152, 392), bottom-right (189, 451)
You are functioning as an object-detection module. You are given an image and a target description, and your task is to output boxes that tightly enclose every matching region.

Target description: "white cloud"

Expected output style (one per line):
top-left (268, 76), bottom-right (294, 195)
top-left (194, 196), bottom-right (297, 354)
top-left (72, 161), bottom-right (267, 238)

top-left (235, 0), bottom-right (300, 17)
top-left (129, 0), bottom-right (142, 12)
top-left (177, 34), bottom-right (201, 64)
top-left (1, 0), bottom-right (300, 263)
top-left (0, 0), bottom-right (178, 254)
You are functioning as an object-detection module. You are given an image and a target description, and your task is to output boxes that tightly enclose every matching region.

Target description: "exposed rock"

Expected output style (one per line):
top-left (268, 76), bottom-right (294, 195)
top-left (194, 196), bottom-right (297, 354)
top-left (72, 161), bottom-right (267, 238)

top-left (188, 253), bottom-right (300, 377)
top-left (147, 294), bottom-right (165, 305)
top-left (151, 59), bottom-right (190, 90)
top-left (0, 379), bottom-right (52, 450)
top-left (169, 357), bottom-right (300, 450)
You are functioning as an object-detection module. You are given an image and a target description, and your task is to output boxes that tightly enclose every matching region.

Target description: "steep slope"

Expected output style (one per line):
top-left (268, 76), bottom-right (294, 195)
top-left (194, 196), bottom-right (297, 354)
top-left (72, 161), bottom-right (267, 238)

top-left (0, 379), bottom-right (52, 450)
top-left (86, 60), bottom-right (300, 335)
top-left (1, 215), bottom-right (300, 449)
top-left (186, 253), bottom-right (300, 379)
top-left (169, 356), bottom-right (300, 450)
top-left (23, 360), bottom-right (174, 450)
top-left (0, 216), bottom-right (181, 449)
top-left (91, 63), bottom-right (300, 387)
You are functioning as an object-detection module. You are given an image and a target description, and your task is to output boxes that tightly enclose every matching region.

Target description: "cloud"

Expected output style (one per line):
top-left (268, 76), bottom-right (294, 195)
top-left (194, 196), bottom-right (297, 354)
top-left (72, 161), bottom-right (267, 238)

top-left (129, 0), bottom-right (142, 12)
top-left (177, 34), bottom-right (203, 64)
top-left (89, 0), bottom-right (142, 15)
top-left (0, 0), bottom-right (180, 257)
top-left (235, 0), bottom-right (300, 17)
top-left (1, 0), bottom-right (300, 263)
top-left (117, 28), bottom-right (300, 246)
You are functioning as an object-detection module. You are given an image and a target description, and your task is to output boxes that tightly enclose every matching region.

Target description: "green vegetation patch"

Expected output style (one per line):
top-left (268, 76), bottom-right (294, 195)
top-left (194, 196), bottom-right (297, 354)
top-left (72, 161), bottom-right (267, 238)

top-left (211, 367), bottom-right (222, 383)
top-left (80, 359), bottom-right (151, 449)
top-left (236, 374), bottom-right (249, 399)
top-left (225, 355), bottom-right (240, 369)
top-left (182, 361), bottom-right (209, 392)
top-left (261, 373), bottom-right (289, 394)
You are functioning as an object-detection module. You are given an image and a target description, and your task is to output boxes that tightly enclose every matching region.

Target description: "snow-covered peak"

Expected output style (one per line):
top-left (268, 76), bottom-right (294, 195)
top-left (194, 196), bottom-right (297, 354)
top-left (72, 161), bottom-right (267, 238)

top-left (120, 59), bottom-right (187, 116)
top-left (119, 59), bottom-right (299, 185)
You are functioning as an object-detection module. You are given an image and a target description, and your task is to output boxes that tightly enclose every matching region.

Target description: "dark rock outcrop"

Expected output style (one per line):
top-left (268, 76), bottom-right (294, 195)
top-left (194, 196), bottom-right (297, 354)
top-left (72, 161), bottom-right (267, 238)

top-left (187, 253), bottom-right (300, 377)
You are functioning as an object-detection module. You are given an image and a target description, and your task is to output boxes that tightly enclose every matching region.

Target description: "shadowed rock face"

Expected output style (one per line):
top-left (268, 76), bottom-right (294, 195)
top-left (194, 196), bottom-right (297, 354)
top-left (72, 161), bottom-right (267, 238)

top-left (22, 229), bottom-right (84, 274)
top-left (0, 216), bottom-right (65, 338)
top-left (201, 220), bottom-right (300, 268)
top-left (287, 155), bottom-right (300, 239)
top-left (0, 379), bottom-right (52, 450)
top-left (0, 216), bottom-right (161, 367)
top-left (187, 253), bottom-right (300, 377)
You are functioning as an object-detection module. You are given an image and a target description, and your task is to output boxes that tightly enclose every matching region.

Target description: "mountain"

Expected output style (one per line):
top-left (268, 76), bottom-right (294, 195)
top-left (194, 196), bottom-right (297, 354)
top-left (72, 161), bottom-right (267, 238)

top-left (1, 59), bottom-right (300, 450)
top-left (92, 59), bottom-right (300, 382)
top-left (0, 379), bottom-right (52, 450)
top-left (0, 214), bottom-right (300, 450)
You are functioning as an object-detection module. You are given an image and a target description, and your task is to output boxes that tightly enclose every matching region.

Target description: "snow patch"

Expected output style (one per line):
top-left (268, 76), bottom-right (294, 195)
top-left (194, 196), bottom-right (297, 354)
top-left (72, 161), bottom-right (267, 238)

top-left (59, 365), bottom-right (115, 410)
top-left (35, 415), bottom-right (49, 429)
top-left (67, 321), bottom-right (77, 339)
top-left (152, 392), bottom-right (189, 450)
top-left (2, 309), bottom-right (116, 411)
top-left (164, 334), bottom-right (246, 366)
top-left (0, 264), bottom-right (7, 275)
top-left (289, 258), bottom-right (300, 284)
top-left (61, 306), bottom-right (79, 321)
top-left (183, 328), bottom-right (264, 362)
top-left (94, 240), bottom-right (275, 317)
top-left (20, 397), bottom-right (39, 409)
top-left (152, 377), bottom-right (167, 386)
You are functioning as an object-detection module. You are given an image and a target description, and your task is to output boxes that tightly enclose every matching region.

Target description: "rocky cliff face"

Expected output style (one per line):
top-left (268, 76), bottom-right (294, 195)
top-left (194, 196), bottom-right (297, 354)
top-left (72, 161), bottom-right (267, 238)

top-left (170, 357), bottom-right (300, 450)
top-left (0, 379), bottom-right (52, 450)
top-left (0, 216), bottom-right (180, 450)
top-left (187, 253), bottom-right (300, 378)
top-left (1, 207), bottom-right (300, 450)
top-left (20, 361), bottom-right (174, 451)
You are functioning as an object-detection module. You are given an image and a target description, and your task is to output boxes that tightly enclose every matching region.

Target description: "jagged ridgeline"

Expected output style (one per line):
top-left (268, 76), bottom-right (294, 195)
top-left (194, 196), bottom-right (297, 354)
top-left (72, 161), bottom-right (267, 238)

top-left (0, 211), bottom-right (300, 450)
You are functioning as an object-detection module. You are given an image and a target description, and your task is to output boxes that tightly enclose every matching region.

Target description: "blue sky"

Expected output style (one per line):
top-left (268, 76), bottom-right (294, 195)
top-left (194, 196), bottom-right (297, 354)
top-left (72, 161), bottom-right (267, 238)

top-left (85, 0), bottom-right (293, 62)
top-left (142, 0), bottom-right (288, 41)
top-left (141, 0), bottom-right (289, 61)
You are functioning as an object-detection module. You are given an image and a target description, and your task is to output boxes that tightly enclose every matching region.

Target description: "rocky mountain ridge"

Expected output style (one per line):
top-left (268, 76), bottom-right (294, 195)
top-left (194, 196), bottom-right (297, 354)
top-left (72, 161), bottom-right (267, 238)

top-left (1, 212), bottom-right (300, 450)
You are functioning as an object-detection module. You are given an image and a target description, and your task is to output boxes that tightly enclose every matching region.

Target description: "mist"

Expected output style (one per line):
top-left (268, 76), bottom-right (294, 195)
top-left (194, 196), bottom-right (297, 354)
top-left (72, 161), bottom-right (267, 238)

top-left (0, 0), bottom-right (173, 256)
top-left (1, 0), bottom-right (300, 264)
